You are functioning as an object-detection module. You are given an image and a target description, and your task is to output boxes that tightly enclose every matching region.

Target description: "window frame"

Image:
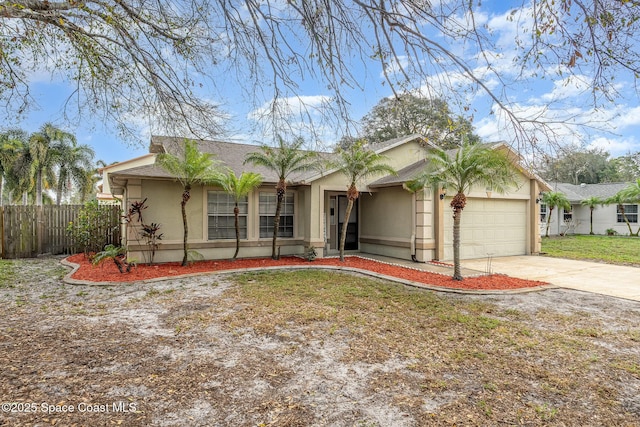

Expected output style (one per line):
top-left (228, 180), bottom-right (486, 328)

top-left (259, 191), bottom-right (295, 238)
top-left (617, 204), bottom-right (639, 223)
top-left (207, 190), bottom-right (248, 240)
top-left (540, 203), bottom-right (548, 223)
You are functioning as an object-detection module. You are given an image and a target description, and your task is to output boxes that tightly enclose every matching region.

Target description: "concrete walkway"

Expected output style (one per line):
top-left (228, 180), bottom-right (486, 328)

top-left (462, 255), bottom-right (640, 302)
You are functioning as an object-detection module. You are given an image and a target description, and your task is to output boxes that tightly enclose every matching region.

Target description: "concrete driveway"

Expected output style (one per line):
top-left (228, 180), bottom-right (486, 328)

top-left (462, 256), bottom-right (640, 301)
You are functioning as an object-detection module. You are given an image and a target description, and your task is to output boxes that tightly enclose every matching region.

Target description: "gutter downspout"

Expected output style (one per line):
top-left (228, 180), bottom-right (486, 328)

top-left (410, 189), bottom-right (425, 263)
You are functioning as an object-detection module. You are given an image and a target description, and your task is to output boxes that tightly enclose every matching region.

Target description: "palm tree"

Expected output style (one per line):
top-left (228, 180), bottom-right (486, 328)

top-left (606, 191), bottom-right (637, 236)
top-left (244, 136), bottom-right (317, 259)
top-left (55, 142), bottom-right (95, 205)
top-left (619, 179), bottom-right (640, 236)
top-left (217, 170), bottom-right (263, 259)
top-left (328, 141), bottom-right (396, 261)
top-left (78, 167), bottom-right (103, 203)
top-left (407, 143), bottom-right (516, 281)
top-left (0, 129), bottom-right (28, 206)
top-left (29, 123), bottom-right (76, 206)
top-left (6, 131), bottom-right (34, 205)
top-left (156, 139), bottom-right (222, 266)
top-left (619, 178), bottom-right (640, 202)
top-left (542, 191), bottom-right (571, 237)
top-left (580, 196), bottom-right (602, 235)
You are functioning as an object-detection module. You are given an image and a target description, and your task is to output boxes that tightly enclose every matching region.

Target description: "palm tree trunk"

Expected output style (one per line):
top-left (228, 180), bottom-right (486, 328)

top-left (272, 186), bottom-right (284, 260)
top-left (56, 181), bottom-right (63, 206)
top-left (181, 186), bottom-right (190, 266)
top-left (339, 198), bottom-right (354, 262)
top-left (545, 207), bottom-right (554, 237)
top-left (451, 192), bottom-right (466, 281)
top-left (233, 205), bottom-right (240, 259)
top-left (452, 208), bottom-right (462, 280)
top-left (590, 208), bottom-right (594, 235)
top-left (36, 168), bottom-right (43, 206)
top-left (619, 205), bottom-right (634, 236)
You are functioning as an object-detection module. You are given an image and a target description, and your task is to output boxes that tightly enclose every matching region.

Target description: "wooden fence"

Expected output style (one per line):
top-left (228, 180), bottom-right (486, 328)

top-left (0, 205), bottom-right (121, 259)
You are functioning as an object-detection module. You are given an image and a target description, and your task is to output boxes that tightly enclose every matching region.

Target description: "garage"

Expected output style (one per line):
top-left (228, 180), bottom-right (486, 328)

top-left (443, 198), bottom-right (528, 260)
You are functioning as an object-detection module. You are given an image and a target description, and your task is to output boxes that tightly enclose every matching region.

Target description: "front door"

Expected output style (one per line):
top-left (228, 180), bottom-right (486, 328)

top-left (337, 195), bottom-right (358, 250)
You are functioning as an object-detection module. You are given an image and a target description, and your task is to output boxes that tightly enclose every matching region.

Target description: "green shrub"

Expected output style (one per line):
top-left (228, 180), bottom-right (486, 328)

top-left (67, 200), bottom-right (119, 256)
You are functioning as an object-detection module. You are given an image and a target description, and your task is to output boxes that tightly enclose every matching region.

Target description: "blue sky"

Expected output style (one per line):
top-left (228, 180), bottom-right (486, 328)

top-left (10, 0), bottom-right (640, 166)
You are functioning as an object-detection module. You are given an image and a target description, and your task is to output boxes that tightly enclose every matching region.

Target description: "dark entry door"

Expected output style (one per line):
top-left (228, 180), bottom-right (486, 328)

top-left (337, 196), bottom-right (358, 250)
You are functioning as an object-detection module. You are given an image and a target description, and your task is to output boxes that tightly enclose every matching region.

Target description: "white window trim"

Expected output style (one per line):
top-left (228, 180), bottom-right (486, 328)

top-left (617, 204), bottom-right (639, 224)
top-left (206, 190), bottom-right (249, 240)
top-left (258, 191), bottom-right (296, 239)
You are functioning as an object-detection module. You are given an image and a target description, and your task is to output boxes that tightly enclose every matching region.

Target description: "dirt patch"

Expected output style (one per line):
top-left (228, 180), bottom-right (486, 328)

top-left (66, 253), bottom-right (547, 290)
top-left (1, 256), bottom-right (639, 426)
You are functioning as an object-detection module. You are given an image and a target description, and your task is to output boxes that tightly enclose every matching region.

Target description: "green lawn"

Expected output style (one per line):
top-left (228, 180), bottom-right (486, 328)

top-left (0, 260), bottom-right (15, 288)
top-left (542, 235), bottom-right (640, 266)
top-left (1, 259), bottom-right (639, 425)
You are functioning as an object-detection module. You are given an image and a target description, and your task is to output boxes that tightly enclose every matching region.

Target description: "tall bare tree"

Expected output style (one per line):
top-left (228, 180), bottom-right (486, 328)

top-left (1, 1), bottom-right (638, 147)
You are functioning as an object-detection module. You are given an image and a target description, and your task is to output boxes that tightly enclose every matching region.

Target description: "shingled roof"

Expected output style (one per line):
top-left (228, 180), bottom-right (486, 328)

top-left (110, 134), bottom-right (431, 185)
top-left (111, 136), bottom-right (330, 184)
top-left (550, 182), bottom-right (630, 203)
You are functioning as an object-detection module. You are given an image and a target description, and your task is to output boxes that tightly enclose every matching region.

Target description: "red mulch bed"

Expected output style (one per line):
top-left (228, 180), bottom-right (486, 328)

top-left (65, 254), bottom-right (548, 291)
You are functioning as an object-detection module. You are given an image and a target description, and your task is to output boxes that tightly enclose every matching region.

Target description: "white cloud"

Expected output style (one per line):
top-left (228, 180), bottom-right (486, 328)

top-left (381, 56), bottom-right (410, 79)
top-left (613, 106), bottom-right (640, 128)
top-left (246, 94), bottom-right (339, 149)
top-left (588, 136), bottom-right (640, 157)
top-left (249, 95), bottom-right (331, 121)
top-left (533, 75), bottom-right (592, 103)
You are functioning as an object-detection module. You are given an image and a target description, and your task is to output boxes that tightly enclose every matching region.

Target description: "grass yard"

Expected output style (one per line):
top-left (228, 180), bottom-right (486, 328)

top-left (0, 260), bottom-right (14, 286)
top-left (1, 257), bottom-right (639, 426)
top-left (542, 235), bottom-right (640, 266)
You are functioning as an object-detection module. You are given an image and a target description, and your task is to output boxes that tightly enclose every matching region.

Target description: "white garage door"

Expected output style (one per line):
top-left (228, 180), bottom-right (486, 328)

top-left (444, 198), bottom-right (528, 260)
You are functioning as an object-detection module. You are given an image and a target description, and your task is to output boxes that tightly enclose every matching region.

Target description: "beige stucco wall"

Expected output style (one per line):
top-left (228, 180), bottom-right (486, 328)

top-left (125, 179), bottom-right (306, 262)
top-left (360, 187), bottom-right (413, 239)
top-left (304, 138), bottom-right (428, 255)
top-left (133, 179), bottom-right (203, 242)
top-left (359, 187), bottom-right (414, 259)
top-left (376, 140), bottom-right (426, 172)
top-left (463, 173), bottom-right (531, 200)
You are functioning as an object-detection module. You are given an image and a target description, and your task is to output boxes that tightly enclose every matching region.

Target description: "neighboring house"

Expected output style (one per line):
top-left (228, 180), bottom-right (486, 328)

top-left (541, 182), bottom-right (637, 236)
top-left (103, 134), bottom-right (548, 263)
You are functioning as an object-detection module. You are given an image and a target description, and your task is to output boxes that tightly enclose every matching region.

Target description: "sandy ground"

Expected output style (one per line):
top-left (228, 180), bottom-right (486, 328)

top-left (1, 256), bottom-right (639, 426)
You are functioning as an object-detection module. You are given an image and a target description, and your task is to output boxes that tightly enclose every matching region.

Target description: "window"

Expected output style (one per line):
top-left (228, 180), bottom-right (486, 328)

top-left (259, 192), bottom-right (294, 238)
top-left (617, 204), bottom-right (638, 223)
top-left (540, 204), bottom-right (548, 222)
top-left (563, 208), bottom-right (573, 222)
top-left (207, 191), bottom-right (247, 239)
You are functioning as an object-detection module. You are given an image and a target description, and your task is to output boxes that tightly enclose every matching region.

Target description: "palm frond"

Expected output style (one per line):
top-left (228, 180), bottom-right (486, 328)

top-left (409, 143), bottom-right (516, 195)
top-left (156, 139), bottom-right (222, 187)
